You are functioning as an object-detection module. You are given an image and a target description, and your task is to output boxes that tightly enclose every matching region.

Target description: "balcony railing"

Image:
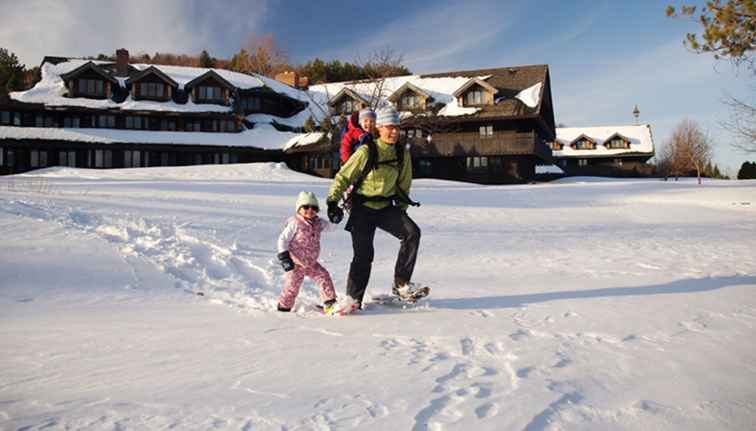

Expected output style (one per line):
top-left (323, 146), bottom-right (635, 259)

top-left (408, 131), bottom-right (536, 156)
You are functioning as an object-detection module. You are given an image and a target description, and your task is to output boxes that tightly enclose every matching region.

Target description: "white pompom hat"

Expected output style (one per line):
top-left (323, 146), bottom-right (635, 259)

top-left (295, 191), bottom-right (319, 211)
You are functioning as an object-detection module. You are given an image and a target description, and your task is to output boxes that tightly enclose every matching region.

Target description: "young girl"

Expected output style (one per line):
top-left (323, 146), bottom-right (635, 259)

top-left (276, 191), bottom-right (338, 314)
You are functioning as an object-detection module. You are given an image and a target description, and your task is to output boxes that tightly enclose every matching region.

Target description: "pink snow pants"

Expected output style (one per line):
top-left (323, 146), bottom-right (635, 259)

top-left (278, 262), bottom-right (335, 309)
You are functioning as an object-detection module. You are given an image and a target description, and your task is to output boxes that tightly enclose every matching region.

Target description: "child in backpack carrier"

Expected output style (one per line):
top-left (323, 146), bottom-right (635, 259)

top-left (340, 108), bottom-right (376, 164)
top-left (276, 191), bottom-right (338, 314)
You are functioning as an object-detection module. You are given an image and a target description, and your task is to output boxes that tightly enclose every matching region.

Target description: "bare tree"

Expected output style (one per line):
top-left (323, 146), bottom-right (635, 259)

top-left (722, 93), bottom-right (756, 153)
top-left (662, 119), bottom-right (714, 184)
top-left (354, 46), bottom-right (408, 109)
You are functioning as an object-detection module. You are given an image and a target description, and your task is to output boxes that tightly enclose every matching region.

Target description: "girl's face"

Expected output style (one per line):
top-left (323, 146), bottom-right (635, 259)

top-left (360, 117), bottom-right (376, 133)
top-left (298, 205), bottom-right (319, 220)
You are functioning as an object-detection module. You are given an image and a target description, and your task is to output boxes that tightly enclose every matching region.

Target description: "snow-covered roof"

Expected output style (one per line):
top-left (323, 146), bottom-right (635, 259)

top-left (282, 132), bottom-right (326, 151)
top-left (554, 125), bottom-right (655, 157)
top-left (515, 82), bottom-right (543, 109)
top-left (0, 124), bottom-right (311, 150)
top-left (8, 59), bottom-right (309, 115)
top-left (308, 74), bottom-right (489, 120)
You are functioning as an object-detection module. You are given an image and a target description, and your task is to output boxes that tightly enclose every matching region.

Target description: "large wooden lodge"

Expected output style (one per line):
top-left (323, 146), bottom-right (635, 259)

top-left (1, 49), bottom-right (655, 183)
top-left (288, 65), bottom-right (559, 183)
top-left (0, 49), bottom-right (309, 175)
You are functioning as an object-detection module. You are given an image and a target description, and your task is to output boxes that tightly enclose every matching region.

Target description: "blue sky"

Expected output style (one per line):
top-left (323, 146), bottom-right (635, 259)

top-left (2, 0), bottom-right (752, 174)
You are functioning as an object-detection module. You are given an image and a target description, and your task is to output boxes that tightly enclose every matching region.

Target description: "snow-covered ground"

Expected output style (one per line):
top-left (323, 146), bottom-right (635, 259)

top-left (1, 165), bottom-right (755, 430)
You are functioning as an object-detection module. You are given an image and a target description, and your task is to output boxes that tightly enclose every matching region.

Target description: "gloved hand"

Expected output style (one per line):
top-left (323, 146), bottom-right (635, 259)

top-left (327, 200), bottom-right (344, 224)
top-left (277, 251), bottom-right (295, 272)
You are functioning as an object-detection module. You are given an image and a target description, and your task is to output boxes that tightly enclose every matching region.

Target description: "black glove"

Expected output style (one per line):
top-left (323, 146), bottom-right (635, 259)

top-left (327, 200), bottom-right (344, 224)
top-left (277, 251), bottom-right (295, 272)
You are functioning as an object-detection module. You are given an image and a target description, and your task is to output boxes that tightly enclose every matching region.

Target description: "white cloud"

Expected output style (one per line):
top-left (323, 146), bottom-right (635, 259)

top-left (317, 0), bottom-right (513, 73)
top-left (1, 0), bottom-right (269, 67)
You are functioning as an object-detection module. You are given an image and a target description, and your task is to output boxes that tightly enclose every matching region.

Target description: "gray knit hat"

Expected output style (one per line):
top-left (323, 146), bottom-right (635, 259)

top-left (358, 108), bottom-right (376, 123)
top-left (295, 191), bottom-right (319, 211)
top-left (376, 107), bottom-right (400, 127)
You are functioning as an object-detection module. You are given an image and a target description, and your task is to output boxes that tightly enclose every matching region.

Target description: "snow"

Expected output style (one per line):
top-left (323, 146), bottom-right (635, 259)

top-left (1, 166), bottom-right (756, 430)
top-left (282, 132), bottom-right (327, 151)
top-left (9, 59), bottom-right (309, 115)
top-left (0, 124), bottom-right (315, 150)
top-left (515, 82), bottom-right (543, 108)
top-left (307, 75), bottom-right (488, 124)
top-left (535, 164), bottom-right (565, 174)
top-left (555, 125), bottom-right (655, 157)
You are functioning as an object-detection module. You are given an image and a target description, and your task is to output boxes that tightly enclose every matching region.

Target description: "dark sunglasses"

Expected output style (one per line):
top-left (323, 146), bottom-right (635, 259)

top-left (300, 205), bottom-right (319, 211)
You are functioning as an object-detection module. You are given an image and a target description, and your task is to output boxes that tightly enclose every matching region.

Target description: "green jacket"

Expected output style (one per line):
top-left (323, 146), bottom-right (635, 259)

top-left (328, 138), bottom-right (413, 210)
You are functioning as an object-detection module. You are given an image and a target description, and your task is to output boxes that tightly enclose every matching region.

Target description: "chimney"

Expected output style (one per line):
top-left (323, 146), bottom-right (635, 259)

top-left (274, 70), bottom-right (304, 89)
top-left (116, 48), bottom-right (129, 77)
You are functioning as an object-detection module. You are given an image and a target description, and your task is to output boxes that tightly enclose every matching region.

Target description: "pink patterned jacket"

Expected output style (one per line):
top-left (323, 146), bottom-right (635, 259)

top-left (277, 215), bottom-right (336, 268)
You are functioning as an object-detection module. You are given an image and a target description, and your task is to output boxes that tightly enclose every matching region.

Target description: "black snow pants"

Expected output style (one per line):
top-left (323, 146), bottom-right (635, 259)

top-left (345, 204), bottom-right (421, 304)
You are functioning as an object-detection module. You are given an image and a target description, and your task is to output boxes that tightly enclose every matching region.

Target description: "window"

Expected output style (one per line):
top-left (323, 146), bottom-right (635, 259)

top-left (479, 125), bottom-right (493, 137)
top-left (198, 86), bottom-right (222, 101)
top-left (575, 139), bottom-right (595, 150)
top-left (607, 138), bottom-right (629, 149)
top-left (13, 113), bottom-right (21, 126)
top-left (465, 89), bottom-right (485, 105)
top-left (578, 159), bottom-right (588, 167)
top-left (93, 149), bottom-right (113, 168)
top-left (615, 158), bottom-right (624, 167)
top-left (241, 96), bottom-right (261, 112)
top-left (418, 159), bottom-right (432, 174)
top-left (5, 149), bottom-right (14, 167)
top-left (78, 79), bottom-right (105, 97)
top-left (59, 151), bottom-right (76, 167)
top-left (160, 119), bottom-right (176, 131)
top-left (63, 117), bottom-right (80, 128)
top-left (466, 156), bottom-right (488, 172)
top-left (124, 150), bottom-right (142, 168)
top-left (221, 120), bottom-right (236, 132)
top-left (125, 116), bottom-right (143, 129)
top-left (341, 98), bottom-right (359, 114)
top-left (35, 114), bottom-right (55, 127)
top-left (140, 82), bottom-right (165, 98)
top-left (161, 152), bottom-right (170, 166)
top-left (0, 111), bottom-right (9, 125)
top-left (0, 147), bottom-right (3, 166)
top-left (401, 94), bottom-right (420, 110)
top-left (30, 150), bottom-right (48, 168)
top-left (98, 115), bottom-right (115, 128)
top-left (185, 120), bottom-right (201, 132)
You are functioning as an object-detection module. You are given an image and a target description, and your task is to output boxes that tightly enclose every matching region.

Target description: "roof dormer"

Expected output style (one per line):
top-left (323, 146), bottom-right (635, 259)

top-left (327, 88), bottom-right (369, 114)
top-left (60, 61), bottom-right (118, 100)
top-left (125, 66), bottom-right (179, 102)
top-left (453, 78), bottom-right (498, 107)
top-left (603, 133), bottom-right (632, 150)
top-left (570, 134), bottom-right (597, 150)
top-left (388, 82), bottom-right (431, 112)
top-left (185, 70), bottom-right (236, 105)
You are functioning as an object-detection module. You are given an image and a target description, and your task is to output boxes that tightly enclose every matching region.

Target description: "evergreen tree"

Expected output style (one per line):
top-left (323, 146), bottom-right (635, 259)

top-left (199, 50), bottom-right (215, 68)
top-left (0, 48), bottom-right (25, 96)
top-left (738, 161), bottom-right (756, 179)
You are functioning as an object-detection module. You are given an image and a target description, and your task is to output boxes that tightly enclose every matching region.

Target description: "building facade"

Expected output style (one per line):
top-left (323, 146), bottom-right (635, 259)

top-left (290, 65), bottom-right (558, 184)
top-left (549, 125), bottom-right (655, 177)
top-left (0, 49), bottom-right (311, 175)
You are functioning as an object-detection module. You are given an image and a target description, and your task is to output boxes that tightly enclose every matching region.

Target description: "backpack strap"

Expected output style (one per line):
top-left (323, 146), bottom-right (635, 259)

top-left (347, 140), bottom-right (421, 208)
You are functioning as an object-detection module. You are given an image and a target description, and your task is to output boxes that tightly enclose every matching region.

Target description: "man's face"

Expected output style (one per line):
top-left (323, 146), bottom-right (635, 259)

top-left (378, 125), bottom-right (399, 144)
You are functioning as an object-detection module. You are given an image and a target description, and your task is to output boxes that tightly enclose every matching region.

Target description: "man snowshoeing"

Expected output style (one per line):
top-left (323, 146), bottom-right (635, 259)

top-left (326, 107), bottom-right (426, 314)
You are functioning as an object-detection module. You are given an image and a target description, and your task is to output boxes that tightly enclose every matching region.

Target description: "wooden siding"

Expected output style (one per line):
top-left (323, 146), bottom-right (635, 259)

top-left (410, 130), bottom-right (535, 157)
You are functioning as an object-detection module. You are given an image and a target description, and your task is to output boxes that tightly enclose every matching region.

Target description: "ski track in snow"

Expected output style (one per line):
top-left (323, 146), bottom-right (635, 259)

top-left (0, 197), bottom-right (293, 313)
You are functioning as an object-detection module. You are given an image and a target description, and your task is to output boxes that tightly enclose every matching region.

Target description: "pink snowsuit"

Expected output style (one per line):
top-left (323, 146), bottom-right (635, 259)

top-left (277, 214), bottom-right (336, 308)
